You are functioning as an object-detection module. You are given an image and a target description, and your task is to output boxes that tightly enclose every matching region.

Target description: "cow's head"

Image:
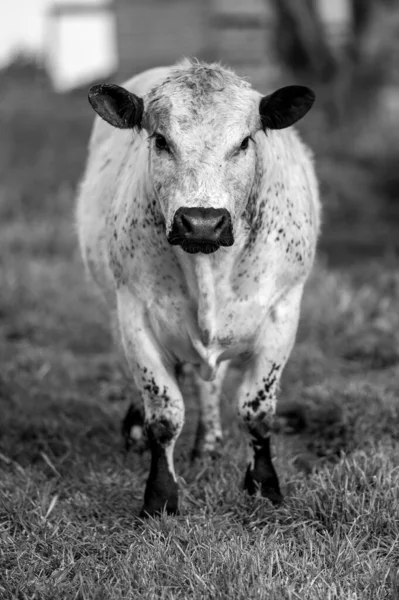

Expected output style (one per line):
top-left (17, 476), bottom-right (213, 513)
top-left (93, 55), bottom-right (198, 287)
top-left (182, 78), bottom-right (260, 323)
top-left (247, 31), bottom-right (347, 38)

top-left (88, 61), bottom-right (315, 254)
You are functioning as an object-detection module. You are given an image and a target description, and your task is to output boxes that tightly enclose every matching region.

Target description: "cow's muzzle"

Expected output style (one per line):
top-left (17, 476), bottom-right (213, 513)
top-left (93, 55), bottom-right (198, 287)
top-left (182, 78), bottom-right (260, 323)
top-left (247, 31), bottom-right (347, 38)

top-left (168, 207), bottom-right (234, 254)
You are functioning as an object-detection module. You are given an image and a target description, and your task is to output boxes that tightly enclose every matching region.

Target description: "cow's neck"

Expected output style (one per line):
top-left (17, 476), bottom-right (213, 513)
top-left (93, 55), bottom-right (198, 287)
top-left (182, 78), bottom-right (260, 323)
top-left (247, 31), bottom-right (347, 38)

top-left (175, 251), bottom-right (217, 333)
top-left (168, 216), bottom-right (251, 379)
top-left (193, 254), bottom-right (216, 346)
top-left (174, 235), bottom-right (245, 362)
top-left (174, 251), bottom-right (220, 379)
top-left (172, 208), bottom-right (250, 323)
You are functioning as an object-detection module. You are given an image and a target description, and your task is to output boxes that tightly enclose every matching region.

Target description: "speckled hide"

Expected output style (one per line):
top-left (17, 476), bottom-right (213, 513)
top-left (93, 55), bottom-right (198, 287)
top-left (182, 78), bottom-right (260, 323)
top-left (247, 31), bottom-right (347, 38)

top-left (76, 59), bottom-right (320, 516)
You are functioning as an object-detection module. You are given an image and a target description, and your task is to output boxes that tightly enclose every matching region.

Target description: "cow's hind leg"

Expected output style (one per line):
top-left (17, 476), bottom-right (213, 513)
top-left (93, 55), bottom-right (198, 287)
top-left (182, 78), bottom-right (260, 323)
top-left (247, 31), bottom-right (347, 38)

top-left (237, 285), bottom-right (303, 504)
top-left (121, 399), bottom-right (147, 452)
top-left (117, 289), bottom-right (184, 517)
top-left (191, 361), bottom-right (229, 460)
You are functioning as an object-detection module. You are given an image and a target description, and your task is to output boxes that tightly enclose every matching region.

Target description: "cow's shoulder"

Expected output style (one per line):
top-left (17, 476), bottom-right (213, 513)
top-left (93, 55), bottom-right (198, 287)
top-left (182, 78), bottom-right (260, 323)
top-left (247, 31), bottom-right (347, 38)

top-left (258, 127), bottom-right (320, 226)
top-left (239, 127), bottom-right (320, 279)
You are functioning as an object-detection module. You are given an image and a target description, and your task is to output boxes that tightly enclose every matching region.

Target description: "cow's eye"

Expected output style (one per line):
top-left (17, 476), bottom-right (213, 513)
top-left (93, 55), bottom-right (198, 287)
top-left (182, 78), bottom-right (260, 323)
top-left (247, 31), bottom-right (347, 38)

top-left (240, 136), bottom-right (251, 151)
top-left (155, 134), bottom-right (169, 152)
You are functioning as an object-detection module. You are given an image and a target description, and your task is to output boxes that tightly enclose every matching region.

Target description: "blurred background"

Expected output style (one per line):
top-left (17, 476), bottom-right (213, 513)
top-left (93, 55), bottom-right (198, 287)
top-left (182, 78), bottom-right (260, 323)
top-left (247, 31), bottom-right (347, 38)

top-left (1, 0), bottom-right (399, 262)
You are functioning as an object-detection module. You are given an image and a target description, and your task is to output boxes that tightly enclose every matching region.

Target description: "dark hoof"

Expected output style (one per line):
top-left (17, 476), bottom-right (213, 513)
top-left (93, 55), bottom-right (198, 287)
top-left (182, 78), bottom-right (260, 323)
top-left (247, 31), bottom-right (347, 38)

top-left (243, 436), bottom-right (283, 505)
top-left (191, 418), bottom-right (223, 463)
top-left (139, 505), bottom-right (179, 519)
top-left (141, 480), bottom-right (179, 517)
top-left (190, 439), bottom-right (223, 463)
top-left (121, 403), bottom-right (148, 453)
top-left (275, 402), bottom-right (306, 434)
top-left (244, 465), bottom-right (283, 506)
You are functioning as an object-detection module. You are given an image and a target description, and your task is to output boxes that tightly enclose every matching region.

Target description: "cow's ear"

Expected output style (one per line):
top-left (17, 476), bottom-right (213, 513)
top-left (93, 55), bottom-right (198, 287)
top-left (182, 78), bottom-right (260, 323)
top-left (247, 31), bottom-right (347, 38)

top-left (259, 86), bottom-right (315, 130)
top-left (88, 84), bottom-right (144, 129)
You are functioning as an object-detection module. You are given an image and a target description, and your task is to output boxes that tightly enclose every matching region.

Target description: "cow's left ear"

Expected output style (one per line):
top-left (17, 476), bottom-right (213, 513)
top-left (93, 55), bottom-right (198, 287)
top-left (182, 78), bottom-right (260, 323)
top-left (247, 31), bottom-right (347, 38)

top-left (259, 86), bottom-right (315, 130)
top-left (88, 84), bottom-right (144, 129)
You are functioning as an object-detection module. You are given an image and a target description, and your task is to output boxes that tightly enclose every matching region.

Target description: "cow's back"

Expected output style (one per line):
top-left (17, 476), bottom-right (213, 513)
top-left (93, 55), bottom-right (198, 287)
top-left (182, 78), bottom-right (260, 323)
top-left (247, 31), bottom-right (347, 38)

top-left (76, 66), bottom-right (172, 297)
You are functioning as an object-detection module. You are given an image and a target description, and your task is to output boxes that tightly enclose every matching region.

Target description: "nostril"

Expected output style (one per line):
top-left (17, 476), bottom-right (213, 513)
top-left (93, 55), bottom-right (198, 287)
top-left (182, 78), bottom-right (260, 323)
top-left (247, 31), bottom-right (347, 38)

top-left (214, 215), bottom-right (226, 232)
top-left (181, 214), bottom-right (192, 233)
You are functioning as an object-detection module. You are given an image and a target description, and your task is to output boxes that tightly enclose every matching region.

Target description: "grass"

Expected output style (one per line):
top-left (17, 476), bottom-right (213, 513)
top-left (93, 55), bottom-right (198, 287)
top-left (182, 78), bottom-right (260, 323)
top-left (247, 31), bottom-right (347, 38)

top-left (1, 64), bottom-right (399, 599)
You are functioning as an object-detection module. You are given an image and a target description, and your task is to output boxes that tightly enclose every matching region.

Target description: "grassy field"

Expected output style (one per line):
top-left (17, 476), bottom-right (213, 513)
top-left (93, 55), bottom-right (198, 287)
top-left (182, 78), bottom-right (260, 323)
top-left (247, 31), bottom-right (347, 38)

top-left (1, 66), bottom-right (399, 599)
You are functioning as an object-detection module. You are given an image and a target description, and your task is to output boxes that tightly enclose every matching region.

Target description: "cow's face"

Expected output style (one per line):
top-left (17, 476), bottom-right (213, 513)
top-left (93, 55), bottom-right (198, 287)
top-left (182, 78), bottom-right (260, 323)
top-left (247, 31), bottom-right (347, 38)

top-left (88, 63), bottom-right (315, 254)
top-left (145, 81), bottom-right (262, 254)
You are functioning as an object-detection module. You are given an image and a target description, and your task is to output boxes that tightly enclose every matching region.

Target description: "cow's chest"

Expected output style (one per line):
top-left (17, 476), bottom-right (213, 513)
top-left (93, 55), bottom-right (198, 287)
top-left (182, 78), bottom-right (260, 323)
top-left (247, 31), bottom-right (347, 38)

top-left (148, 290), bottom-right (266, 376)
top-left (118, 223), bottom-right (304, 380)
top-left (138, 257), bottom-right (280, 380)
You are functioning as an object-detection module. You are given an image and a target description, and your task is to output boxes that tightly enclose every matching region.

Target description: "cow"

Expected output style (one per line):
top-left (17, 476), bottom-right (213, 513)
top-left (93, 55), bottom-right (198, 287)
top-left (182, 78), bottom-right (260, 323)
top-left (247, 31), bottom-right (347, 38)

top-left (76, 59), bottom-right (320, 517)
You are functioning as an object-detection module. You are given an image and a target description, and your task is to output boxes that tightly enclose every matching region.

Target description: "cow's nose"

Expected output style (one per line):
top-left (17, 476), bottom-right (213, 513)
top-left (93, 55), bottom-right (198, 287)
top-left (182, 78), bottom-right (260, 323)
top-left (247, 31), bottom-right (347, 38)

top-left (171, 207), bottom-right (233, 246)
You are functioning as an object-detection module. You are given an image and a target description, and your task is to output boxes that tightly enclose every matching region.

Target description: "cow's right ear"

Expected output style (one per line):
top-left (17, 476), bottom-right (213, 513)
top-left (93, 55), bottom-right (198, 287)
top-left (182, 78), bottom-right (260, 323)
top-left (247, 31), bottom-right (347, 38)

top-left (88, 84), bottom-right (144, 129)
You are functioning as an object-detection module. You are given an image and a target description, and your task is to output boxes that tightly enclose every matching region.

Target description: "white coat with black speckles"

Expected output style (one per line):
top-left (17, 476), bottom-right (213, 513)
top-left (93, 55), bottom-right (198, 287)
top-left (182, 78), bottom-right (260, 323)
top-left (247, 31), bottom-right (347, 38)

top-left (76, 59), bottom-right (320, 516)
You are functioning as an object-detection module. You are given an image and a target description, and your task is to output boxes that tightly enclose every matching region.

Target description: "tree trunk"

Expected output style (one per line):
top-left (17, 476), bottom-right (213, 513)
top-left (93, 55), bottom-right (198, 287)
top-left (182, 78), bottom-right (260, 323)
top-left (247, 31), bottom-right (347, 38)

top-left (272, 0), bottom-right (337, 82)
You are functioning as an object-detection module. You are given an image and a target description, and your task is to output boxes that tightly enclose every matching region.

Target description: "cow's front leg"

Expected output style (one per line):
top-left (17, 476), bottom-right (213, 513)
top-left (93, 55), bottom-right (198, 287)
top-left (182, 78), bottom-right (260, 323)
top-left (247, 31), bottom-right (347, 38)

top-left (237, 285), bottom-right (304, 504)
top-left (191, 361), bottom-right (229, 460)
top-left (117, 289), bottom-right (184, 517)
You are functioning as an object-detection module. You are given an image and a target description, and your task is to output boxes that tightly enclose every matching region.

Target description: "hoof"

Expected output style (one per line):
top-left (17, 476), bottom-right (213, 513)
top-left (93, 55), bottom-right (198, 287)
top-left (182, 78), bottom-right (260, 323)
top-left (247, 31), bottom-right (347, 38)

top-left (139, 503), bottom-right (179, 519)
top-left (244, 465), bottom-right (283, 505)
top-left (191, 419), bottom-right (223, 463)
top-left (244, 437), bottom-right (283, 506)
top-left (244, 436), bottom-right (283, 505)
top-left (190, 439), bottom-right (223, 463)
top-left (275, 402), bottom-right (306, 434)
top-left (141, 480), bottom-right (179, 518)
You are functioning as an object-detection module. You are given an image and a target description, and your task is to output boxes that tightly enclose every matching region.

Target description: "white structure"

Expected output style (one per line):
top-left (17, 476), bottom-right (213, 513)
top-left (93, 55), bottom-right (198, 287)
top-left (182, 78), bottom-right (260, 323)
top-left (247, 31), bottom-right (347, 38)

top-left (46, 1), bottom-right (117, 92)
top-left (0, 0), bottom-right (117, 92)
top-left (0, 0), bottom-right (51, 66)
